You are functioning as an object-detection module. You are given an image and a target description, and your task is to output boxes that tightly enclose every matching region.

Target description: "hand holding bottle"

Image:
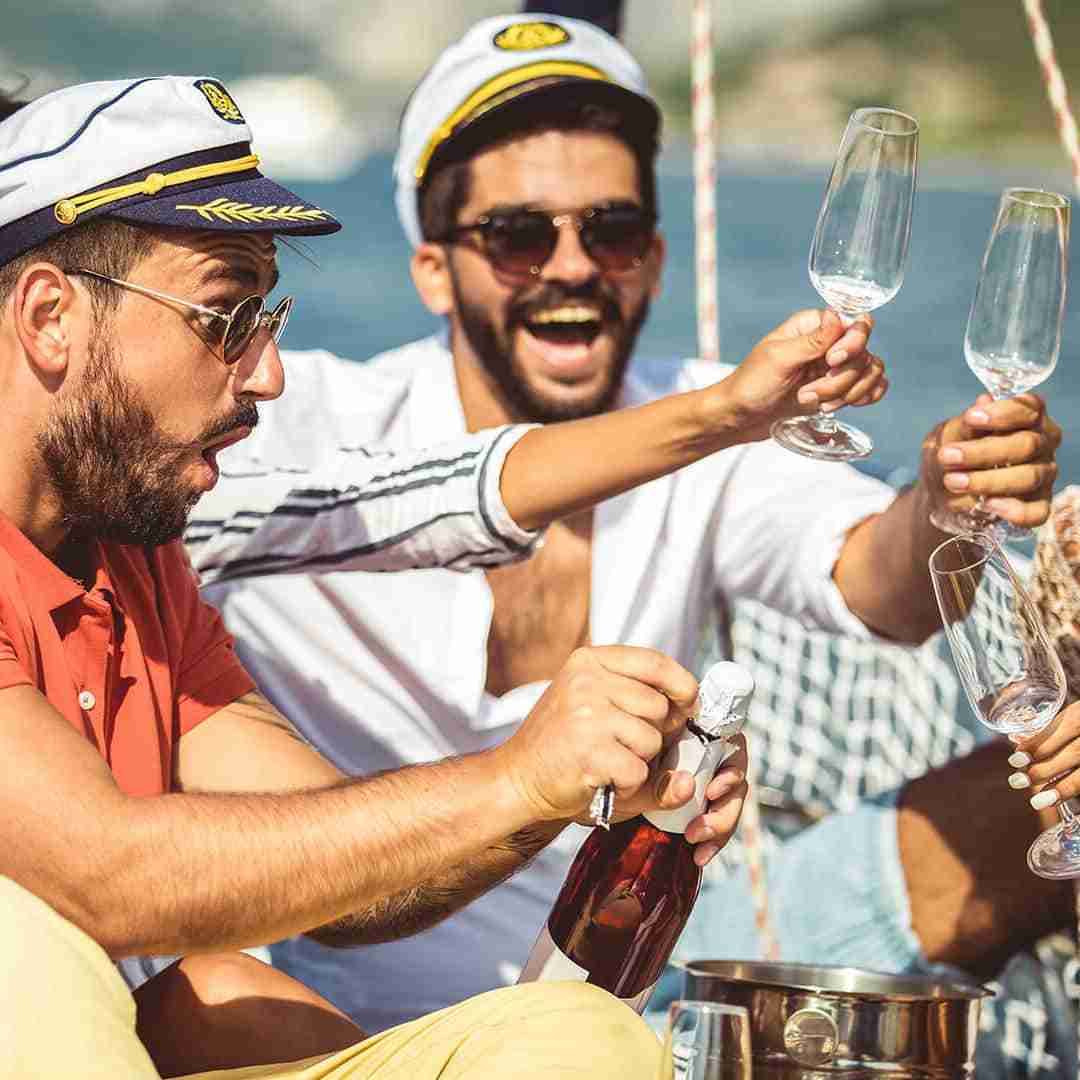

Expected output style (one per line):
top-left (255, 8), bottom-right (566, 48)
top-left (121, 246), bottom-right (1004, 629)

top-left (495, 645), bottom-right (702, 823)
top-left (518, 661), bottom-right (756, 1010)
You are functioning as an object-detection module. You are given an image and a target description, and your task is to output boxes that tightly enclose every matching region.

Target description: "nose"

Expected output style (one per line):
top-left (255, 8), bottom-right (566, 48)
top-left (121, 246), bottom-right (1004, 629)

top-left (540, 217), bottom-right (598, 286)
top-left (232, 328), bottom-right (285, 402)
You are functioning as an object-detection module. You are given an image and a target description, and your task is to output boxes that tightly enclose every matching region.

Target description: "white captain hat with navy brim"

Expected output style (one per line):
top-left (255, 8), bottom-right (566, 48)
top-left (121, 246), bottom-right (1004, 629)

top-left (0, 75), bottom-right (341, 267)
top-left (393, 12), bottom-right (660, 248)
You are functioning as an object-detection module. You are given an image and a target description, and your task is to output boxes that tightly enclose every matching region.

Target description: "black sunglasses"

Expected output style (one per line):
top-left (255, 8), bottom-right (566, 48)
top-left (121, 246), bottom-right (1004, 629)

top-left (439, 205), bottom-right (657, 281)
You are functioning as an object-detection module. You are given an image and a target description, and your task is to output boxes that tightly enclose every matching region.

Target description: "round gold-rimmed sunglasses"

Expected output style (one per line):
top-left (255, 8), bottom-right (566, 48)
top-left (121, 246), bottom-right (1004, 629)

top-left (65, 268), bottom-right (294, 366)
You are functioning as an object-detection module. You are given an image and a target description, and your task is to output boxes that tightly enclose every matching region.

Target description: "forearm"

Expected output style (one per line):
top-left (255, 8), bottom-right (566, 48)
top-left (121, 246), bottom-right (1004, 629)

top-left (833, 484), bottom-right (945, 643)
top-left (503, 383), bottom-right (741, 531)
top-left (308, 820), bottom-right (566, 946)
top-left (898, 740), bottom-right (1072, 977)
top-left (40, 749), bottom-right (533, 958)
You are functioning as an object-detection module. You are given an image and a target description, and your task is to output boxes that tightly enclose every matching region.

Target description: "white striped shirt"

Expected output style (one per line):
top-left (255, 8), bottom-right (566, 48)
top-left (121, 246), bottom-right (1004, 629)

top-left (186, 349), bottom-right (541, 585)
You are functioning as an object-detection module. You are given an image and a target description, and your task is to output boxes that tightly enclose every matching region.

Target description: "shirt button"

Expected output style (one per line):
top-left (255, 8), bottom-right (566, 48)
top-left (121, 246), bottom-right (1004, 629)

top-left (78, 690), bottom-right (96, 711)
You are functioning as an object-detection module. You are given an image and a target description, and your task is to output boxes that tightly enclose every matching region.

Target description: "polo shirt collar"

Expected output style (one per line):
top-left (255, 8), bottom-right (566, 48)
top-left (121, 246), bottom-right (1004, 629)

top-left (0, 511), bottom-right (107, 610)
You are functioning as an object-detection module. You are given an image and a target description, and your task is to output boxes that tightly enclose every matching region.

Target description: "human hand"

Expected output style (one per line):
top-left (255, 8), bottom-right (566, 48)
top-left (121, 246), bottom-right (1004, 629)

top-left (718, 308), bottom-right (887, 444)
top-left (924, 393), bottom-right (1061, 530)
top-left (496, 645), bottom-right (701, 824)
top-left (1007, 701), bottom-right (1080, 813)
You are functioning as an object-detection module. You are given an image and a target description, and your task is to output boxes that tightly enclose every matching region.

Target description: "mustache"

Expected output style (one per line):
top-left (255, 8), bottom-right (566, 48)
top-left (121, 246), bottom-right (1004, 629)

top-left (510, 282), bottom-right (622, 327)
top-left (197, 400), bottom-right (260, 446)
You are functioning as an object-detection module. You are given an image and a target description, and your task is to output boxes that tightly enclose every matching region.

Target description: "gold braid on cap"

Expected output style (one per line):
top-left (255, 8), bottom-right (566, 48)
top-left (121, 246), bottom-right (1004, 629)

top-left (414, 61), bottom-right (609, 183)
top-left (54, 153), bottom-right (260, 225)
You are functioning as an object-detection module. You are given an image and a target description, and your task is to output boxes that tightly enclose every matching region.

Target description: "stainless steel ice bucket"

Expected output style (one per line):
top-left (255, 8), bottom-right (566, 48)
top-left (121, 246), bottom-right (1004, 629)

top-left (678, 960), bottom-right (991, 1078)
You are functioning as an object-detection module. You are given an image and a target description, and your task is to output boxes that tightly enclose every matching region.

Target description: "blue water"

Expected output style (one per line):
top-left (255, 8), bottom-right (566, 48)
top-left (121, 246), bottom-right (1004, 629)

top-left (281, 151), bottom-right (1080, 485)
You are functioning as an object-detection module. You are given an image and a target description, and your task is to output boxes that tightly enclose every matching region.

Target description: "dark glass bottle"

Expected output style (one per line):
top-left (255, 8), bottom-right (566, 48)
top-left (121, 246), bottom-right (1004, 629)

top-left (518, 661), bottom-right (754, 1011)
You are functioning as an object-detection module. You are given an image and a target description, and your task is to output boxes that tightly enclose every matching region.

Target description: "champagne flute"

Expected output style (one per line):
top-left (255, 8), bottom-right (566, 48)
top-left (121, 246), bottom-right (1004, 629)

top-left (664, 1000), bottom-right (753, 1080)
top-left (772, 106), bottom-right (919, 462)
top-left (929, 533), bottom-right (1080, 879)
top-left (930, 188), bottom-right (1069, 539)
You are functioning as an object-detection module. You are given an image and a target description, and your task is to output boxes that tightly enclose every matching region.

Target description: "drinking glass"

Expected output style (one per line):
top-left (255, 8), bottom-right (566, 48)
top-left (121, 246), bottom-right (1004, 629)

top-left (772, 106), bottom-right (919, 462)
top-left (930, 188), bottom-right (1069, 539)
top-left (664, 1000), bottom-right (753, 1079)
top-left (929, 533), bottom-right (1080, 879)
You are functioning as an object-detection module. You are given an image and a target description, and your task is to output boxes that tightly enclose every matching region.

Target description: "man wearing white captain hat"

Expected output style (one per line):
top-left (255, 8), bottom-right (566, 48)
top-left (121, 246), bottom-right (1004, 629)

top-left (0, 75), bottom-right (748, 1078)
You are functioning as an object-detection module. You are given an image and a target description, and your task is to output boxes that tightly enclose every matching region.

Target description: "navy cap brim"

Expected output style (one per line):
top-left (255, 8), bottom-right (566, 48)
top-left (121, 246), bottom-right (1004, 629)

top-left (0, 140), bottom-right (340, 268)
top-left (424, 77), bottom-right (660, 185)
top-left (110, 171), bottom-right (341, 237)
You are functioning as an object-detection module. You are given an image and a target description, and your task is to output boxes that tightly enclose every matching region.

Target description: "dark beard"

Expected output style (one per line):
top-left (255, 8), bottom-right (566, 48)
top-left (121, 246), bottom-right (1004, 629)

top-left (452, 273), bottom-right (650, 423)
top-left (37, 334), bottom-right (258, 547)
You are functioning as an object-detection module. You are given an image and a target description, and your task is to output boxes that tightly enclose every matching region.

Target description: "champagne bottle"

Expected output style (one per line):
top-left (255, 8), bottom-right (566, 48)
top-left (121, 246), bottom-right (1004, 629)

top-left (517, 660), bottom-right (754, 1012)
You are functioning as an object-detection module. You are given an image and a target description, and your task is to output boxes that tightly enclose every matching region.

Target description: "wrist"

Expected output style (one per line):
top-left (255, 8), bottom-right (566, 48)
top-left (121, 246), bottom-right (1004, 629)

top-left (483, 743), bottom-right (553, 830)
top-left (682, 380), bottom-right (745, 455)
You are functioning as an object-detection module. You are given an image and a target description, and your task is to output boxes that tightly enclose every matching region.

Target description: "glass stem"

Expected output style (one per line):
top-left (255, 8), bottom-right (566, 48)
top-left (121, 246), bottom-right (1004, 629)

top-left (809, 307), bottom-right (857, 439)
top-left (809, 408), bottom-right (838, 437)
top-left (1058, 798), bottom-right (1080, 827)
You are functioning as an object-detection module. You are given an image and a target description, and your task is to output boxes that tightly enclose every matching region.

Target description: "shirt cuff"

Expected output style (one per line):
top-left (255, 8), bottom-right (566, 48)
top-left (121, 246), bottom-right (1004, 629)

top-left (801, 486), bottom-right (901, 642)
top-left (0, 658), bottom-right (32, 693)
top-left (478, 424), bottom-right (546, 555)
top-left (177, 660), bottom-right (256, 736)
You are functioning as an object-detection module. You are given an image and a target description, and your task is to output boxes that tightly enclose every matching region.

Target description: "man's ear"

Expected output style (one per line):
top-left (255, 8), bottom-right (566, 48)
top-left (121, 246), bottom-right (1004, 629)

top-left (12, 264), bottom-right (77, 378)
top-left (410, 243), bottom-right (455, 316)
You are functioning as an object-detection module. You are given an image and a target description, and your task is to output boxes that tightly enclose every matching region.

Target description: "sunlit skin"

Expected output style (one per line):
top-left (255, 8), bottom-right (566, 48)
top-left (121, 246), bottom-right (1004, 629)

top-left (413, 129), bottom-right (665, 429)
top-left (0, 229), bottom-right (283, 557)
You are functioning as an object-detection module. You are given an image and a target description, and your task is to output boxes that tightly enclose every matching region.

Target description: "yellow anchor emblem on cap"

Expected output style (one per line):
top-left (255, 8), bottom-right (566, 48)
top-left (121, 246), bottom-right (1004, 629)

top-left (494, 22), bottom-right (571, 51)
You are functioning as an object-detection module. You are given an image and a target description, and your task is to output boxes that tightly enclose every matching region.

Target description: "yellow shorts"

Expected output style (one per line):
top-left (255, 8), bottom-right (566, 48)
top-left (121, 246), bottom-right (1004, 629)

top-left (0, 877), bottom-right (665, 1079)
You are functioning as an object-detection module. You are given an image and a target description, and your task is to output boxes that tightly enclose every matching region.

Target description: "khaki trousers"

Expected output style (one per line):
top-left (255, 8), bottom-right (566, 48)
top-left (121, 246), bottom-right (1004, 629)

top-left (0, 877), bottom-right (664, 1079)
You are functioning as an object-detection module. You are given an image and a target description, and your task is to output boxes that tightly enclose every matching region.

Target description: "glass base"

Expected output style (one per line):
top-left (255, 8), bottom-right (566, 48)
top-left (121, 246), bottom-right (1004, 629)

top-left (929, 507), bottom-right (1031, 542)
top-left (770, 415), bottom-right (873, 462)
top-left (1027, 819), bottom-right (1080, 879)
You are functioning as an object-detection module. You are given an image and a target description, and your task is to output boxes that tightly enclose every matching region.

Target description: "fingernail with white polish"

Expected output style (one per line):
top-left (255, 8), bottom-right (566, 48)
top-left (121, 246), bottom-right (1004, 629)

top-left (1008, 751), bottom-right (1032, 768)
top-left (1031, 789), bottom-right (1060, 811)
top-left (1008, 772), bottom-right (1031, 790)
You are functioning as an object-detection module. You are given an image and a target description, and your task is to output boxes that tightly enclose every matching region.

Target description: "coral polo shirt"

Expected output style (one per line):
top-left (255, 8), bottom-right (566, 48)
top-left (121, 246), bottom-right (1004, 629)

top-left (0, 514), bottom-right (254, 795)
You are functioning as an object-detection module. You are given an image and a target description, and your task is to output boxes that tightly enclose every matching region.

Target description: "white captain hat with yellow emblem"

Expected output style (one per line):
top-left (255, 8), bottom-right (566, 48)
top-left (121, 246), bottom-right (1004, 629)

top-left (0, 75), bottom-right (341, 267)
top-left (393, 12), bottom-right (660, 247)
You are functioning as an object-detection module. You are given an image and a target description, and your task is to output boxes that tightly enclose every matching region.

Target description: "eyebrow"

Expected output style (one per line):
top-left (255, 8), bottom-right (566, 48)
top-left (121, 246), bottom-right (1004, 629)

top-left (197, 262), bottom-right (280, 295)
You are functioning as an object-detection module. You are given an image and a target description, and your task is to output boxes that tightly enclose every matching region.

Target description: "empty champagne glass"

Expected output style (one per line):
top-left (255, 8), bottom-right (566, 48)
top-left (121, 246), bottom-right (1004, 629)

top-left (929, 533), bottom-right (1080, 879)
top-left (772, 106), bottom-right (919, 462)
top-left (664, 1000), bottom-right (752, 1080)
top-left (930, 188), bottom-right (1069, 539)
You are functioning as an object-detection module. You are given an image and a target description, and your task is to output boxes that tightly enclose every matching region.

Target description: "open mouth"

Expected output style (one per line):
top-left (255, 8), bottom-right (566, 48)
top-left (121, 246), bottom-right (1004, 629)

top-left (200, 426), bottom-right (251, 466)
top-left (523, 305), bottom-right (604, 347)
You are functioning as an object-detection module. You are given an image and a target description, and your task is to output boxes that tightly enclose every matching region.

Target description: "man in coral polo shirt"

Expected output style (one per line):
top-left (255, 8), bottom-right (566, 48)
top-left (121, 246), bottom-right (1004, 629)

top-left (0, 75), bottom-right (794, 1080)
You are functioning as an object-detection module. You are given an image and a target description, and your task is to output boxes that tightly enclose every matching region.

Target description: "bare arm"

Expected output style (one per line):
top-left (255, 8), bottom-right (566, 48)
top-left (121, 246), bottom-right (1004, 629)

top-left (3, 683), bottom-right (531, 957)
top-left (307, 820), bottom-right (565, 946)
top-left (5, 646), bottom-right (737, 956)
top-left (180, 690), bottom-right (748, 947)
top-left (503, 309), bottom-right (885, 530)
top-left (898, 740), bottom-right (1071, 976)
top-left (188, 311), bottom-right (884, 580)
top-left (176, 693), bottom-right (566, 946)
top-left (835, 394), bottom-right (1061, 644)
